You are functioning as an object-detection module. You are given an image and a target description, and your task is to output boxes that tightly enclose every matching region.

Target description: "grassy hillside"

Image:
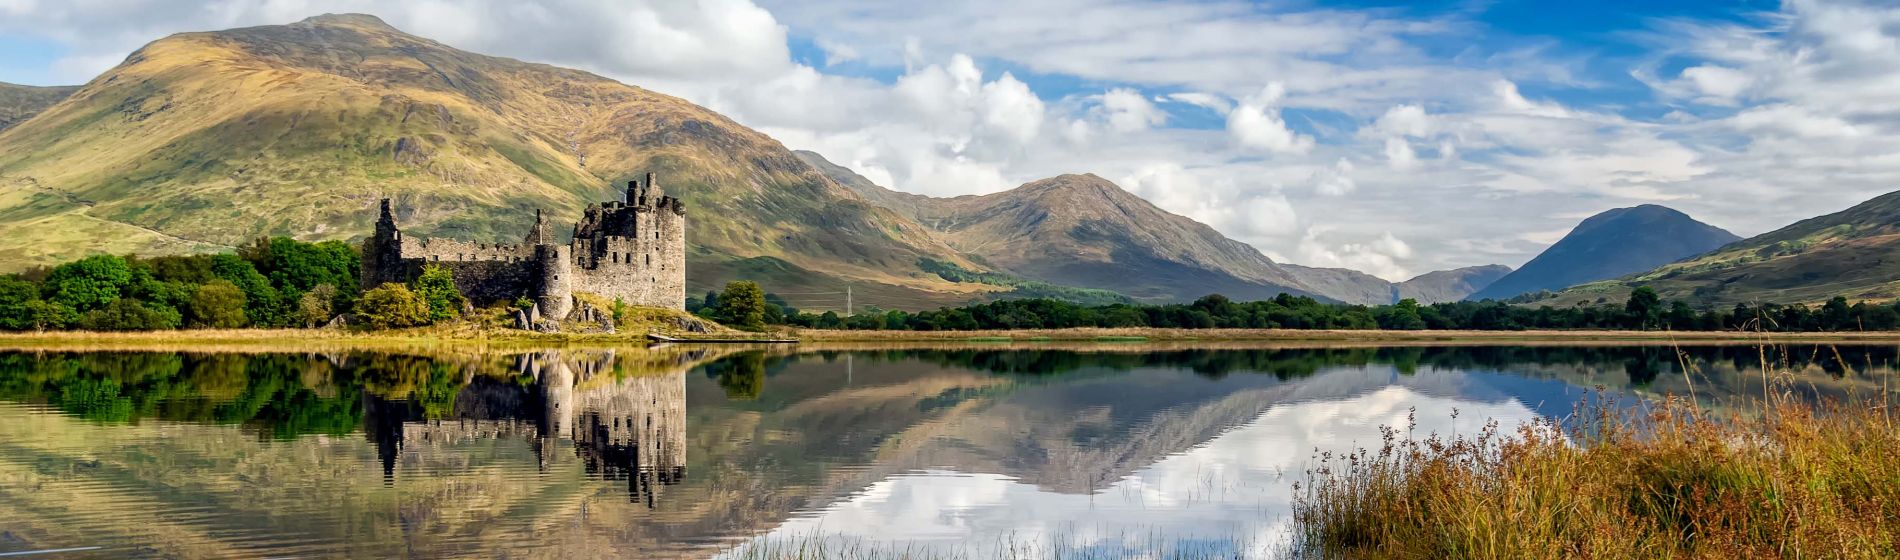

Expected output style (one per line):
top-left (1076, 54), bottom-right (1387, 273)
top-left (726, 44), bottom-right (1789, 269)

top-left (0, 14), bottom-right (987, 307)
top-left (1551, 191), bottom-right (1900, 306)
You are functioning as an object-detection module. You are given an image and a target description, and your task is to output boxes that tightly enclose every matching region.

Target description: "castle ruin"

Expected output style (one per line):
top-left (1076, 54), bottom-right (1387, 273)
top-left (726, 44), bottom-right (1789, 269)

top-left (361, 173), bottom-right (686, 318)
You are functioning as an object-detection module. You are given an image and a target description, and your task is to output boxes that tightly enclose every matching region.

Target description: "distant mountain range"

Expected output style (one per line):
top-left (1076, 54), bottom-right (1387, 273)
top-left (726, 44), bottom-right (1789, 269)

top-left (1550, 191), bottom-right (1900, 306)
top-left (1468, 205), bottom-right (1739, 302)
top-left (798, 150), bottom-right (1506, 305)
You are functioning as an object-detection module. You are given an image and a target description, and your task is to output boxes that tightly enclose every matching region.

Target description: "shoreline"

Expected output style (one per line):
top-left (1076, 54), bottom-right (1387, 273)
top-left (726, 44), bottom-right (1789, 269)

top-left (0, 327), bottom-right (1896, 353)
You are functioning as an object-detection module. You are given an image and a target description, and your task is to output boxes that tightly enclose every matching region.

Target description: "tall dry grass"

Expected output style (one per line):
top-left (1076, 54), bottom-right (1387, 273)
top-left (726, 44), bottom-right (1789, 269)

top-left (1287, 350), bottom-right (1900, 559)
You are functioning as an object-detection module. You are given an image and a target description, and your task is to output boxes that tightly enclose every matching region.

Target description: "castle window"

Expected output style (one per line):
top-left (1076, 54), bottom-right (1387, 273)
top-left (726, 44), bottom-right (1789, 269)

top-left (645, 254), bottom-right (650, 266)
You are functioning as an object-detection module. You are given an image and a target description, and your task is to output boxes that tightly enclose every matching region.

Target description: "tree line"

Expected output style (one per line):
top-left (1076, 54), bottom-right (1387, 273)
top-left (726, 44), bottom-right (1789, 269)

top-left (699, 282), bottom-right (1900, 333)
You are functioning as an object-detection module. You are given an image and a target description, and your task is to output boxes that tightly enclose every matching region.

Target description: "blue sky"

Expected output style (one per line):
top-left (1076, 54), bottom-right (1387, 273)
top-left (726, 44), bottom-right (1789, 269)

top-left (0, 0), bottom-right (1893, 280)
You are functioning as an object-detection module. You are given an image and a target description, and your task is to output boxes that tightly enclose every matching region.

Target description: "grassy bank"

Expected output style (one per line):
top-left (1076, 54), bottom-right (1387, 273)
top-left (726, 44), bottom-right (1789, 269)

top-left (1288, 391), bottom-right (1900, 558)
top-left (792, 327), bottom-right (1900, 343)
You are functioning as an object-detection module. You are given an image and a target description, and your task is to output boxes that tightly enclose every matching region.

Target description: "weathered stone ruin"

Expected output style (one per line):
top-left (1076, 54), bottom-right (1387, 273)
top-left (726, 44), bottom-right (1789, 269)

top-left (361, 173), bottom-right (686, 322)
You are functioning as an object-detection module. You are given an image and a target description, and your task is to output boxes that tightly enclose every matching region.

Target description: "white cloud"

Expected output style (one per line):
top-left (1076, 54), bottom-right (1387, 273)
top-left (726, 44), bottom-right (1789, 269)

top-left (1296, 228), bottom-right (1414, 282)
top-left (1227, 83), bottom-right (1313, 154)
top-left (1098, 88), bottom-right (1167, 133)
top-left (1311, 158), bottom-right (1357, 196)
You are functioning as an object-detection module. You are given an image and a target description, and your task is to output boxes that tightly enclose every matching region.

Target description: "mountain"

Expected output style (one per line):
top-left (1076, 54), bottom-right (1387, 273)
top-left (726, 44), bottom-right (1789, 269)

top-left (1467, 205), bottom-right (1740, 301)
top-left (0, 82), bottom-right (77, 132)
top-left (0, 14), bottom-right (1000, 307)
top-left (798, 150), bottom-right (1506, 305)
top-left (797, 150), bottom-right (1329, 302)
top-left (1554, 190), bottom-right (1900, 305)
top-left (1397, 265), bottom-right (1514, 303)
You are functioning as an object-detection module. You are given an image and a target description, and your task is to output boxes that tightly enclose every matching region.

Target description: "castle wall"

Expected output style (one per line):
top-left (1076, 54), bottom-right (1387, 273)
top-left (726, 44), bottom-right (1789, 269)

top-left (362, 177), bottom-right (686, 317)
top-left (571, 204), bottom-right (686, 310)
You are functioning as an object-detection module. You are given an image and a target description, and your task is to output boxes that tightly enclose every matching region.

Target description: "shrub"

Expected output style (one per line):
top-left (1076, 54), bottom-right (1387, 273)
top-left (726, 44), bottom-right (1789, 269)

top-left (187, 280), bottom-right (249, 328)
top-left (297, 284), bottom-right (340, 328)
top-left (355, 283), bottom-right (430, 330)
top-left (411, 265), bottom-right (466, 322)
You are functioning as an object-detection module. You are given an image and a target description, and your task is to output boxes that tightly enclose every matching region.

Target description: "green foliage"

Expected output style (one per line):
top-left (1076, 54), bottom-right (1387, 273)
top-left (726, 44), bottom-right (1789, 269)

top-left (44, 254), bottom-right (133, 313)
top-left (0, 276), bottom-right (44, 330)
top-left (240, 237), bottom-right (360, 295)
top-left (612, 297), bottom-right (628, 325)
top-left (78, 297), bottom-right (180, 331)
top-left (187, 280), bottom-right (248, 328)
top-left (23, 298), bottom-right (73, 330)
top-left (354, 283), bottom-right (430, 330)
top-left (1625, 286), bottom-right (1663, 330)
top-left (411, 265), bottom-right (465, 322)
top-left (297, 284), bottom-right (340, 328)
top-left (714, 280), bottom-right (768, 331)
top-left (210, 254), bottom-right (283, 327)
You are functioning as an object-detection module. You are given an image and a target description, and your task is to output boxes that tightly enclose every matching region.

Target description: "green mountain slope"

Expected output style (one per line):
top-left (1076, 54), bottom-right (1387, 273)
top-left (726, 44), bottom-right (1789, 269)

top-left (1469, 205), bottom-right (1739, 301)
top-left (1555, 191), bottom-right (1900, 306)
top-left (0, 82), bottom-right (78, 132)
top-left (0, 14), bottom-right (996, 307)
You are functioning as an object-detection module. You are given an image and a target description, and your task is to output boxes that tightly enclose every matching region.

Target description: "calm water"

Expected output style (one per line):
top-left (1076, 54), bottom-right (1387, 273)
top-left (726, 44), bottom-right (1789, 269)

top-left (0, 344), bottom-right (1893, 558)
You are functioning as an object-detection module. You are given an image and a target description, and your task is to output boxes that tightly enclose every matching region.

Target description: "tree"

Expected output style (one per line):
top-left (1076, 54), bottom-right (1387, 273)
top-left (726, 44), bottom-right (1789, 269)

top-left (211, 254), bottom-right (283, 327)
top-left (411, 265), bottom-right (466, 322)
top-left (44, 254), bottom-right (133, 313)
top-left (187, 280), bottom-right (248, 328)
top-left (297, 284), bottom-right (340, 328)
top-left (1377, 299), bottom-right (1428, 330)
top-left (79, 298), bottom-right (179, 331)
top-left (1625, 287), bottom-right (1662, 330)
top-left (355, 283), bottom-right (430, 330)
top-left (24, 299), bottom-right (73, 331)
top-left (714, 281), bottom-right (767, 330)
top-left (0, 276), bottom-right (42, 330)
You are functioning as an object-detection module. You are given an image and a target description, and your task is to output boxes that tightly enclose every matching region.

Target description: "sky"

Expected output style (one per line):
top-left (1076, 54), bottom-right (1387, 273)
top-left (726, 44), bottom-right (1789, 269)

top-left (0, 0), bottom-right (1895, 281)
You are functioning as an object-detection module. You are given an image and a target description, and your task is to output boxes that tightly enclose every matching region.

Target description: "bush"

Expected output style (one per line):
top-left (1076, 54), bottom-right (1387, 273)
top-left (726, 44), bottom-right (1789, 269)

top-left (187, 280), bottom-right (249, 328)
top-left (79, 298), bottom-right (180, 331)
top-left (297, 284), bottom-right (340, 328)
top-left (355, 283), bottom-right (430, 330)
top-left (411, 265), bottom-right (466, 322)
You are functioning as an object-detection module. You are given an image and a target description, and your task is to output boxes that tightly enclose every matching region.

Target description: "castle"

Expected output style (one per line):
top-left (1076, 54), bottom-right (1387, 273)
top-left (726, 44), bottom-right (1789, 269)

top-left (361, 173), bottom-right (686, 318)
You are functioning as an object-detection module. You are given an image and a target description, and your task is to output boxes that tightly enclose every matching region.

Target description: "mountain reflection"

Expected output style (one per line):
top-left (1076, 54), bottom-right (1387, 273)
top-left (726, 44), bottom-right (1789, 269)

top-left (0, 343), bottom-right (1894, 558)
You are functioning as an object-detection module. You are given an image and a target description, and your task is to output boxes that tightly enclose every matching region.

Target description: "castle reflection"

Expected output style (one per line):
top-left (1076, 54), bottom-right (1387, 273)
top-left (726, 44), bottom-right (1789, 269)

top-left (363, 350), bottom-right (694, 506)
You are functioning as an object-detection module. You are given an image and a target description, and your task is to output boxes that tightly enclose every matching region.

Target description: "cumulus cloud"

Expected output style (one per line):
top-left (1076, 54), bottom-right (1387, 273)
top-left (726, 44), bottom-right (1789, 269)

top-left (1227, 83), bottom-right (1313, 154)
top-left (1297, 228), bottom-right (1415, 281)
top-left (1097, 88), bottom-right (1168, 132)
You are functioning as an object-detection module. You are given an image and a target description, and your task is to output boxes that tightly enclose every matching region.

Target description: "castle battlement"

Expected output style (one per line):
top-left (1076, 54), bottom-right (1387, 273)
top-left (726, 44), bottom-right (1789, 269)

top-left (362, 173), bottom-right (687, 318)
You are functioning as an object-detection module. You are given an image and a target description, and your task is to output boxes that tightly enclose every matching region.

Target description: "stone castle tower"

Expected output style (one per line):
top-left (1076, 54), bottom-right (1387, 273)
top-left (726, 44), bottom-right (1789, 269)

top-left (361, 173), bottom-right (687, 318)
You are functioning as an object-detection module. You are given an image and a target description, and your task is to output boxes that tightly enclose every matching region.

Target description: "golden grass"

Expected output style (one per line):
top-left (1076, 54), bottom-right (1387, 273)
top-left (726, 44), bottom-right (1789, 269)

top-left (1287, 380), bottom-right (1900, 558)
top-left (794, 327), bottom-right (1900, 343)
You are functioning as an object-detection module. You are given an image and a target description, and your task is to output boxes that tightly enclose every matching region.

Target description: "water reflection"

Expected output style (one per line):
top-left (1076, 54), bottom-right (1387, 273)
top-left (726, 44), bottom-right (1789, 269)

top-left (0, 344), bottom-right (1892, 558)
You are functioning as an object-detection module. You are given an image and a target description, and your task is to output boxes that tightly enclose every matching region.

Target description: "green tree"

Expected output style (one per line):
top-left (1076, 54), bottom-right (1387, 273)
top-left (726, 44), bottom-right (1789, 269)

top-left (79, 298), bottom-right (180, 331)
top-left (714, 281), bottom-right (768, 330)
top-left (187, 280), bottom-right (249, 328)
top-left (211, 254), bottom-right (283, 327)
top-left (297, 284), bottom-right (340, 328)
top-left (23, 299), bottom-right (73, 331)
top-left (44, 254), bottom-right (133, 313)
top-left (355, 283), bottom-right (430, 330)
top-left (0, 276), bottom-right (42, 330)
top-left (1377, 299), bottom-right (1428, 330)
top-left (410, 265), bottom-right (466, 322)
top-left (1624, 287), bottom-right (1662, 330)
